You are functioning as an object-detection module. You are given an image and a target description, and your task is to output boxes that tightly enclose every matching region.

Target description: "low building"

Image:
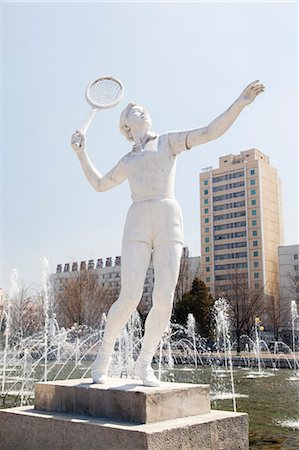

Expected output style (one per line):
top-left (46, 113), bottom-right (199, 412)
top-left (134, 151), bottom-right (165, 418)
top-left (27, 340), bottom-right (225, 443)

top-left (278, 244), bottom-right (299, 336)
top-left (52, 247), bottom-right (201, 315)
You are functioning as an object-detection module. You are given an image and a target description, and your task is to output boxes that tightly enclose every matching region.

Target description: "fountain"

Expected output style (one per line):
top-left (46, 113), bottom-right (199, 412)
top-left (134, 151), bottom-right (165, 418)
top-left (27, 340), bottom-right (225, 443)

top-left (1, 266), bottom-right (299, 448)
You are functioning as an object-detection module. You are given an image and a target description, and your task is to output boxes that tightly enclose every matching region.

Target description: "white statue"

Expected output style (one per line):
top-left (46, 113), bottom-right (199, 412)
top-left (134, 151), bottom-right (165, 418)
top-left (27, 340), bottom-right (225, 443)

top-left (71, 80), bottom-right (264, 386)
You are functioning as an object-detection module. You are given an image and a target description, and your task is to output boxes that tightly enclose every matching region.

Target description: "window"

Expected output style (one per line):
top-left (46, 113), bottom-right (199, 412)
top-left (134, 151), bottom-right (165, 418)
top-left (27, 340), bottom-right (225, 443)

top-left (253, 240), bottom-right (258, 247)
top-left (252, 210), bottom-right (257, 216)
top-left (213, 181), bottom-right (245, 192)
top-left (205, 237), bottom-right (210, 243)
top-left (204, 199), bottom-right (209, 205)
top-left (253, 230), bottom-right (257, 237)
top-left (294, 254), bottom-right (298, 260)
top-left (251, 189), bottom-right (256, 195)
top-left (213, 211), bottom-right (246, 221)
top-left (214, 221), bottom-right (246, 231)
top-left (254, 283), bottom-right (260, 289)
top-left (215, 262), bottom-right (247, 270)
top-left (204, 208), bottom-right (209, 214)
top-left (214, 242), bottom-right (247, 250)
top-left (254, 272), bottom-right (259, 279)
top-left (250, 179), bottom-right (255, 185)
top-left (205, 227), bottom-right (209, 232)
top-left (253, 251), bottom-right (259, 257)
top-left (206, 257), bottom-right (210, 262)
top-left (251, 199), bottom-right (257, 206)
top-left (206, 267), bottom-right (210, 272)
top-left (250, 169), bottom-right (255, 175)
top-left (204, 218), bottom-right (209, 223)
top-left (213, 191), bottom-right (245, 202)
top-left (205, 247), bottom-right (210, 252)
top-left (206, 277), bottom-right (210, 282)
top-left (212, 171), bottom-right (244, 183)
top-left (254, 261), bottom-right (259, 268)
top-left (204, 189), bottom-right (209, 195)
top-left (204, 179), bottom-right (208, 185)
top-left (215, 252), bottom-right (247, 261)
top-left (214, 231), bottom-right (247, 240)
top-left (294, 265), bottom-right (298, 271)
top-left (252, 220), bottom-right (257, 226)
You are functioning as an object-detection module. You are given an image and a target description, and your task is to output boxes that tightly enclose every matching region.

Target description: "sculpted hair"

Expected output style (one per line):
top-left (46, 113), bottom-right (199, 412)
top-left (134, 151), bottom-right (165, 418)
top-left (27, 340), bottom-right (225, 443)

top-left (119, 102), bottom-right (138, 141)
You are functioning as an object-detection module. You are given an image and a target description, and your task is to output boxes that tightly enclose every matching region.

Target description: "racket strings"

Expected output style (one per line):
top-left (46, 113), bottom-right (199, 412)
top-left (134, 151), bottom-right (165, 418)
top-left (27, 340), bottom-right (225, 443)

top-left (89, 79), bottom-right (122, 107)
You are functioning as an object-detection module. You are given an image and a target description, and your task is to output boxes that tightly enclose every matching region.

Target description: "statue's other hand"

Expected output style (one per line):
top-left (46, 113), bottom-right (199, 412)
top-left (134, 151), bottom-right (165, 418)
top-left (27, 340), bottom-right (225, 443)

top-left (71, 130), bottom-right (86, 153)
top-left (238, 80), bottom-right (265, 106)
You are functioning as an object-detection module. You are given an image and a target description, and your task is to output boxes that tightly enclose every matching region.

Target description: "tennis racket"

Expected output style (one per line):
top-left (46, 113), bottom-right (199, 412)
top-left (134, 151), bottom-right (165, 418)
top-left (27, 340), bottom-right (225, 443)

top-left (79, 76), bottom-right (124, 134)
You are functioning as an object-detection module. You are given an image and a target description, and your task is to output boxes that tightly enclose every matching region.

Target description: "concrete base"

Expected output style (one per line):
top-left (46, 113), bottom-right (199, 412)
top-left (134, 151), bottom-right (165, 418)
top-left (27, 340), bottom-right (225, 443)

top-left (0, 405), bottom-right (248, 450)
top-left (0, 377), bottom-right (249, 449)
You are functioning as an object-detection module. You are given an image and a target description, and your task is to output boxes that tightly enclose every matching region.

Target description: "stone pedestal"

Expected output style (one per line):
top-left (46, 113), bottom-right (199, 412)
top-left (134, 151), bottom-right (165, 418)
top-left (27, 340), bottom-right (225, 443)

top-left (0, 378), bottom-right (249, 449)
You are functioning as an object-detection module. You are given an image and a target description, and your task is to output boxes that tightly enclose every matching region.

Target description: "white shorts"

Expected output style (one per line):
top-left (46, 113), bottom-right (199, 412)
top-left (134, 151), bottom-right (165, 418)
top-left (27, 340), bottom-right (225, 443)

top-left (122, 198), bottom-right (184, 248)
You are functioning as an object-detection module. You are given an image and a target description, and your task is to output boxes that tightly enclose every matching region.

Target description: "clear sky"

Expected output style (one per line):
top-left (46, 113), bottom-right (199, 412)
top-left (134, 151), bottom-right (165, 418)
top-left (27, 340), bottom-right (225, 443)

top-left (2, 1), bottom-right (298, 291)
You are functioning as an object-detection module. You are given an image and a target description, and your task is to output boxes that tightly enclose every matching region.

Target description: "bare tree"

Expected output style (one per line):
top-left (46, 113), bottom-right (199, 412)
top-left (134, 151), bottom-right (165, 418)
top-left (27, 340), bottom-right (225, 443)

top-left (215, 270), bottom-right (265, 354)
top-left (270, 270), bottom-right (299, 342)
top-left (8, 285), bottom-right (44, 342)
top-left (54, 270), bottom-right (116, 328)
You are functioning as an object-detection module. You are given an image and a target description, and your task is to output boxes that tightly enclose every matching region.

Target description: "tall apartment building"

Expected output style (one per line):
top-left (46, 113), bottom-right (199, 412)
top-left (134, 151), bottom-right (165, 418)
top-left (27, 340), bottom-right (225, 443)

top-left (200, 149), bottom-right (283, 305)
top-left (52, 248), bottom-right (201, 315)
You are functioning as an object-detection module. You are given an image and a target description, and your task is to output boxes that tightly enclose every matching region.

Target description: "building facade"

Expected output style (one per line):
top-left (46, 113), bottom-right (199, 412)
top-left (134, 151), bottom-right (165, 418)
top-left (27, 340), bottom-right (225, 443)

top-left (52, 248), bottom-right (201, 315)
top-left (200, 149), bottom-right (283, 305)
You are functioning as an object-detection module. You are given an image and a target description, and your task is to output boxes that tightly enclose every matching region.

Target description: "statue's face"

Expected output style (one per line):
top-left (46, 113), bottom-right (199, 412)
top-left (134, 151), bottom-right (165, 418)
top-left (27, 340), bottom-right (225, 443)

top-left (127, 105), bottom-right (152, 135)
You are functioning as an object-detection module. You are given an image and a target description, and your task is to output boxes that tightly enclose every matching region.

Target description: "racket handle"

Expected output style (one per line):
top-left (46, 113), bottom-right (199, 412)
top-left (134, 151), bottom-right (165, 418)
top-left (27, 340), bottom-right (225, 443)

top-left (80, 108), bottom-right (98, 134)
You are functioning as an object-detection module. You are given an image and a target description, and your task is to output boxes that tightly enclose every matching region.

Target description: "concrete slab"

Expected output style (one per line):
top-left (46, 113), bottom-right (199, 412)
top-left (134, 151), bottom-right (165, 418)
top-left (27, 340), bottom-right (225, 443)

top-left (0, 406), bottom-right (249, 450)
top-left (34, 377), bottom-right (210, 423)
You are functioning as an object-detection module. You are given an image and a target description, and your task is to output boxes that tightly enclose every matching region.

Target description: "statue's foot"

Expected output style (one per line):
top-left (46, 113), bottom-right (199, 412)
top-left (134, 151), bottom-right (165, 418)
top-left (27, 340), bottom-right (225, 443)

top-left (134, 359), bottom-right (160, 387)
top-left (91, 353), bottom-right (111, 384)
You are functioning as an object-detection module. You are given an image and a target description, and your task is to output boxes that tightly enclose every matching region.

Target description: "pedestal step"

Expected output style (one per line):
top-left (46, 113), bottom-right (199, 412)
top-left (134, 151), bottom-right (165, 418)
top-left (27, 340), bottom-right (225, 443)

top-left (35, 378), bottom-right (210, 424)
top-left (0, 406), bottom-right (249, 450)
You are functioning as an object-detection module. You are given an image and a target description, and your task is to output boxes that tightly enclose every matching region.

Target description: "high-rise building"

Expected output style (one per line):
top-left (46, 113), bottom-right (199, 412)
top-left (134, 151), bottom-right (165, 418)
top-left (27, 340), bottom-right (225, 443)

top-left (200, 149), bottom-right (283, 305)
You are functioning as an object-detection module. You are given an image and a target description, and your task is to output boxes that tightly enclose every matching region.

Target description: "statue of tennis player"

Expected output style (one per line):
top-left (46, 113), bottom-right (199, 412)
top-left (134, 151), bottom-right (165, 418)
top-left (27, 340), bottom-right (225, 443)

top-left (71, 80), bottom-right (264, 386)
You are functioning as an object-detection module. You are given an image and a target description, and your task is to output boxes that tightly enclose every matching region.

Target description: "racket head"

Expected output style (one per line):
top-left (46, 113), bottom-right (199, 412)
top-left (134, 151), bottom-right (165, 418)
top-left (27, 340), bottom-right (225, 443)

top-left (85, 76), bottom-right (124, 109)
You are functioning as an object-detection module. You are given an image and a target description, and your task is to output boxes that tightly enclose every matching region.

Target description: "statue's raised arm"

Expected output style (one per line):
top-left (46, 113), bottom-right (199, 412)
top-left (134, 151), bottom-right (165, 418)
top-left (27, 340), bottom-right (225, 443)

top-left (169, 80), bottom-right (265, 153)
top-left (71, 130), bottom-right (127, 192)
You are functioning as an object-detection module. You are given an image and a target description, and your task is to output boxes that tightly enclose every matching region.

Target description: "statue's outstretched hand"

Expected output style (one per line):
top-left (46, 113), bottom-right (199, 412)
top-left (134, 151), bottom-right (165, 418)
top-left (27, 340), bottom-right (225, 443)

top-left (71, 130), bottom-right (86, 153)
top-left (238, 80), bottom-right (265, 107)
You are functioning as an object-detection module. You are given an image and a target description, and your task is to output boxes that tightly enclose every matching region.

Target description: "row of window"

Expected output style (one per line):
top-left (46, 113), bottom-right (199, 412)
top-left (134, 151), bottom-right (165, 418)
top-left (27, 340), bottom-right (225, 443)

top-left (213, 201), bottom-right (245, 212)
top-left (214, 231), bottom-right (247, 240)
top-left (214, 211), bottom-right (246, 221)
top-left (214, 221), bottom-right (246, 231)
top-left (212, 171), bottom-right (244, 183)
top-left (204, 181), bottom-right (256, 198)
top-left (215, 263), bottom-right (248, 271)
top-left (213, 181), bottom-right (245, 192)
top-left (206, 247), bottom-right (260, 259)
top-left (215, 273), bottom-right (258, 281)
top-left (205, 256), bottom-right (259, 267)
top-left (213, 191), bottom-right (245, 202)
top-left (215, 282), bottom-right (260, 291)
top-left (214, 242), bottom-right (247, 250)
top-left (214, 252), bottom-right (248, 261)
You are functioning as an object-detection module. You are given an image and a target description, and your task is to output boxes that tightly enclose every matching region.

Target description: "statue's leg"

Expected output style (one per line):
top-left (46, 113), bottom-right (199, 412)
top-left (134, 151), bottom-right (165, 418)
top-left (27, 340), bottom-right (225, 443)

top-left (135, 242), bottom-right (183, 386)
top-left (92, 240), bottom-right (151, 383)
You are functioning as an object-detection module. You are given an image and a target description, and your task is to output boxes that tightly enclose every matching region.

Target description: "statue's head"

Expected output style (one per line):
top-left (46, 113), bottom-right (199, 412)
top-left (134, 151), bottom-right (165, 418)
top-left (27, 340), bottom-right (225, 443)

top-left (119, 103), bottom-right (152, 142)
